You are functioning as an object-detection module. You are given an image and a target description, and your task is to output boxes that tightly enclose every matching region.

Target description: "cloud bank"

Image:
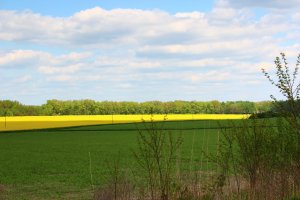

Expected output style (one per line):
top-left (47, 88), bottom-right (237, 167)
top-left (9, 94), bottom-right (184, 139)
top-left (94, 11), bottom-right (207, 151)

top-left (0, 2), bottom-right (299, 104)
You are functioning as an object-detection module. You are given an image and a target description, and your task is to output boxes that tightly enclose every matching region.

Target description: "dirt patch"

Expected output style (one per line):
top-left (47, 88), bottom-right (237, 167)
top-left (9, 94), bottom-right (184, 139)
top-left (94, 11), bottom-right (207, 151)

top-left (0, 184), bottom-right (7, 200)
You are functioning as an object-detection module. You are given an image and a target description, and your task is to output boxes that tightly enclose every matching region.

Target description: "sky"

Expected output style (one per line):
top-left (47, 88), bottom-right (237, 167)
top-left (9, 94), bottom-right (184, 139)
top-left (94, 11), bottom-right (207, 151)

top-left (0, 0), bottom-right (300, 105)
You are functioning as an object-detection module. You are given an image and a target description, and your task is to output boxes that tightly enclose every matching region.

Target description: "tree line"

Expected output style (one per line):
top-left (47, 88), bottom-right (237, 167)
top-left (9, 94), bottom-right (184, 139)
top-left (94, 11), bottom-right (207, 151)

top-left (0, 99), bottom-right (274, 116)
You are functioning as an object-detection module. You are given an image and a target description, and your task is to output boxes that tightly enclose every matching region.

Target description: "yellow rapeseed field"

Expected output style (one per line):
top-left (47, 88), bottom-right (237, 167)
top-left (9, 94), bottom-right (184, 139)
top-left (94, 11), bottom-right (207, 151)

top-left (0, 114), bottom-right (250, 131)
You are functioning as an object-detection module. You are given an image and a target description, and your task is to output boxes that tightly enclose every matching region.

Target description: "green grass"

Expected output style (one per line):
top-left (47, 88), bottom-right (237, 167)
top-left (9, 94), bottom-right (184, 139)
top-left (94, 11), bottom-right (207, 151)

top-left (0, 119), bottom-right (251, 199)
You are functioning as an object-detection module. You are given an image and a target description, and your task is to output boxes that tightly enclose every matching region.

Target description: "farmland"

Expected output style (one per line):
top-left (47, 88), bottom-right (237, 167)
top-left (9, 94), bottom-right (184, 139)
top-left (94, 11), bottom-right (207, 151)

top-left (0, 119), bottom-right (239, 200)
top-left (0, 114), bottom-right (249, 131)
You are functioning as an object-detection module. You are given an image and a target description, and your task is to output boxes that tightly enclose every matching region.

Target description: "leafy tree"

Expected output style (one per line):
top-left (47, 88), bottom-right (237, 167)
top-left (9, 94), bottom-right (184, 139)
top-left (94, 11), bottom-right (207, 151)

top-left (262, 53), bottom-right (300, 193)
top-left (262, 52), bottom-right (300, 133)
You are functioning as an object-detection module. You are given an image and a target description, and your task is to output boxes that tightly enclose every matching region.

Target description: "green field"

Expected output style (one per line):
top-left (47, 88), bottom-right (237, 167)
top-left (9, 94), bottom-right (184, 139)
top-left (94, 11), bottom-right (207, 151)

top-left (0, 120), bottom-right (247, 199)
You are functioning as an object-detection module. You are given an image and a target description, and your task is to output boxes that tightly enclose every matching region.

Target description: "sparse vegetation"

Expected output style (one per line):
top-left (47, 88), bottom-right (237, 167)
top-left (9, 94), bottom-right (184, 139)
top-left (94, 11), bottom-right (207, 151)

top-left (132, 121), bottom-right (183, 200)
top-left (203, 53), bottom-right (300, 200)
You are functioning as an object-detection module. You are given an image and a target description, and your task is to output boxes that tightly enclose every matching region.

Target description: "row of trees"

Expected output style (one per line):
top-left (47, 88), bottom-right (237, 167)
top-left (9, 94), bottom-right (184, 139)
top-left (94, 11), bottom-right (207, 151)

top-left (0, 100), bottom-right (41, 116)
top-left (0, 99), bottom-right (274, 116)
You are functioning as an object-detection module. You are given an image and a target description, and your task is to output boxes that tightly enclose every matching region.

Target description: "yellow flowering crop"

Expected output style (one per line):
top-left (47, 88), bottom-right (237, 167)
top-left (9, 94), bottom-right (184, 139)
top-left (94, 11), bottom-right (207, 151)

top-left (0, 114), bottom-right (250, 131)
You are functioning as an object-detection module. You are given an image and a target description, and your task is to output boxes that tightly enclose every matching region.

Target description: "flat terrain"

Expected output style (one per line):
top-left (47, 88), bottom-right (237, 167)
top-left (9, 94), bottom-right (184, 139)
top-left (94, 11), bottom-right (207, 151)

top-left (0, 114), bottom-right (249, 131)
top-left (0, 120), bottom-right (238, 199)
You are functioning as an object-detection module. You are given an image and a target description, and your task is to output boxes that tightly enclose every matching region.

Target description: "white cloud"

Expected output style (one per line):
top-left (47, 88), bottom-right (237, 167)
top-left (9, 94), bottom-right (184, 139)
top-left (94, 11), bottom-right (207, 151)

top-left (137, 40), bottom-right (275, 57)
top-left (0, 6), bottom-right (297, 52)
top-left (14, 75), bottom-right (32, 83)
top-left (47, 75), bottom-right (73, 82)
top-left (0, 50), bottom-right (92, 69)
top-left (54, 52), bottom-right (92, 64)
top-left (38, 63), bottom-right (84, 74)
top-left (0, 50), bottom-right (49, 67)
top-left (0, 5), bottom-right (299, 103)
top-left (225, 0), bottom-right (300, 9)
top-left (187, 71), bottom-right (231, 83)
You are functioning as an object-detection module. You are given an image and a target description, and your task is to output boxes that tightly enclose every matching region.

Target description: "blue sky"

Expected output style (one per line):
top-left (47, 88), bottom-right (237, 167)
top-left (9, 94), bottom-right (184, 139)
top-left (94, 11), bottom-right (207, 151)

top-left (0, 0), bottom-right (300, 105)
top-left (0, 0), bottom-right (214, 16)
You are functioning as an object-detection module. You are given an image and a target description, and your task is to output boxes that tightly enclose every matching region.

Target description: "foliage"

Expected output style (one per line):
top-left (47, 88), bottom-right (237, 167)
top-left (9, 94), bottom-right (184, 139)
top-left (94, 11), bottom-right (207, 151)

top-left (95, 153), bottom-right (134, 200)
top-left (0, 100), bottom-right (42, 116)
top-left (133, 121), bottom-right (183, 200)
top-left (207, 53), bottom-right (300, 199)
top-left (262, 52), bottom-right (300, 162)
top-left (0, 99), bottom-right (272, 116)
top-left (262, 52), bottom-right (300, 118)
top-left (213, 119), bottom-right (280, 198)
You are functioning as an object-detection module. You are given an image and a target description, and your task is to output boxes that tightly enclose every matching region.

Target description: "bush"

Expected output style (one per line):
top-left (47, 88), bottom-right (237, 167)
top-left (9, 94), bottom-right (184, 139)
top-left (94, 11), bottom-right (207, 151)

top-left (133, 121), bottom-right (183, 200)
